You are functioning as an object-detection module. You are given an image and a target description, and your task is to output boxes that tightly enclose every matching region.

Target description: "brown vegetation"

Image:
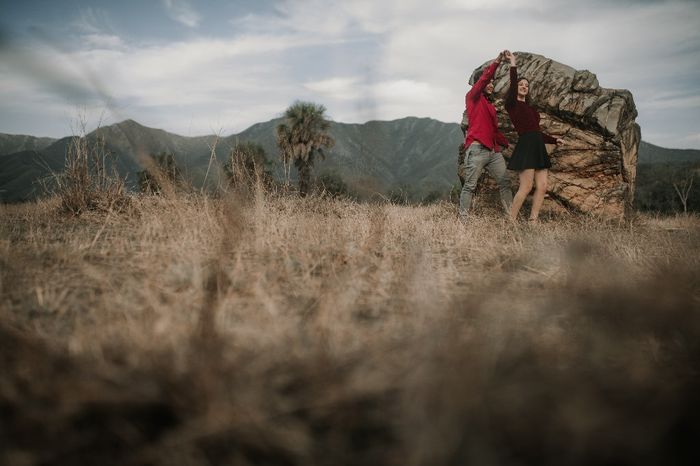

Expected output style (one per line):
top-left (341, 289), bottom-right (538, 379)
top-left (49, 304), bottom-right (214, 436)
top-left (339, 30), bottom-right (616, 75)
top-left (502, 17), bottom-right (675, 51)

top-left (52, 133), bottom-right (129, 215)
top-left (1, 189), bottom-right (699, 465)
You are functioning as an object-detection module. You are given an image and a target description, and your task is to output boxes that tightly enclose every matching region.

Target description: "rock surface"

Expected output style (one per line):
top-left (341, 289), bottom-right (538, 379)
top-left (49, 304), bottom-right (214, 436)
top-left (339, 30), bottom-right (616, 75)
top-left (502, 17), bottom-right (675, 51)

top-left (471, 52), bottom-right (640, 218)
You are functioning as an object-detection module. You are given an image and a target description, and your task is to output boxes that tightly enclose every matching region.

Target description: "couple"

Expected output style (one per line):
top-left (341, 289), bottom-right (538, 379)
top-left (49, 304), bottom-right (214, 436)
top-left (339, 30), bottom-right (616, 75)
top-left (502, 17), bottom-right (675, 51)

top-left (459, 50), bottom-right (564, 223)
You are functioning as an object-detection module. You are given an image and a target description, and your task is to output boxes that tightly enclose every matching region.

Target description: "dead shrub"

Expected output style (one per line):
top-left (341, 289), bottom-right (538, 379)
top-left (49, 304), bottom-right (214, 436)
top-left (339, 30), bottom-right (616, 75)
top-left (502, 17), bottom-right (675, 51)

top-left (138, 152), bottom-right (184, 196)
top-left (55, 131), bottom-right (128, 215)
top-left (223, 142), bottom-right (271, 197)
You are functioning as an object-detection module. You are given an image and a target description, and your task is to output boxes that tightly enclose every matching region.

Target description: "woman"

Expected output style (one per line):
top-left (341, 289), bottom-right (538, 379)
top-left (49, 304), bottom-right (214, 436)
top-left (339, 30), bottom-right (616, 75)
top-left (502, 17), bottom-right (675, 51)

top-left (504, 50), bottom-right (563, 223)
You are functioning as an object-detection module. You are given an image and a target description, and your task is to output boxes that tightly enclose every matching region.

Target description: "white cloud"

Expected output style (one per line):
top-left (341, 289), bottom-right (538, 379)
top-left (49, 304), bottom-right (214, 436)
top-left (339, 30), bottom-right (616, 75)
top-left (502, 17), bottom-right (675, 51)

top-left (82, 34), bottom-right (125, 50)
top-left (372, 80), bottom-right (446, 104)
top-left (2, 0), bottom-right (700, 148)
top-left (161, 0), bottom-right (201, 28)
top-left (0, 28), bottom-right (325, 135)
top-left (305, 77), bottom-right (361, 100)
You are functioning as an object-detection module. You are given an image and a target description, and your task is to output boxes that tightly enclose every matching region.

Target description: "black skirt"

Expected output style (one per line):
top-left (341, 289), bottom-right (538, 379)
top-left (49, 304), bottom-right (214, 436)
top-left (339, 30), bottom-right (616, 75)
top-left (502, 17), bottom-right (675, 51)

top-left (507, 131), bottom-right (551, 171)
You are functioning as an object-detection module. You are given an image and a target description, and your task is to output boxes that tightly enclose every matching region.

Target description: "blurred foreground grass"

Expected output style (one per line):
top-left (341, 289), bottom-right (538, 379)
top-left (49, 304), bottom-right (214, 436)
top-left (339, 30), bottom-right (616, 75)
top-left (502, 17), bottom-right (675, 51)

top-left (1, 192), bottom-right (699, 465)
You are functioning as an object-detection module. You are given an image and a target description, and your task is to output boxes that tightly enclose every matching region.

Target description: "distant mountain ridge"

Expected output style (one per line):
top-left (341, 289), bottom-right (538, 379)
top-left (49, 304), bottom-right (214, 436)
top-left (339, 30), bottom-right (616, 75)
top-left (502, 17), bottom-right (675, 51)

top-left (0, 133), bottom-right (56, 155)
top-left (0, 117), bottom-right (463, 202)
top-left (1, 118), bottom-right (699, 203)
top-left (637, 141), bottom-right (700, 164)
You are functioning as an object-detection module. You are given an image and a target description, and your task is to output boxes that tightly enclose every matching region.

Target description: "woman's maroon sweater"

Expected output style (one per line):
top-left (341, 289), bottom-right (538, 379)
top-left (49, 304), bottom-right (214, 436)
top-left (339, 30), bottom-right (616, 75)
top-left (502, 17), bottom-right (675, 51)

top-left (505, 66), bottom-right (557, 144)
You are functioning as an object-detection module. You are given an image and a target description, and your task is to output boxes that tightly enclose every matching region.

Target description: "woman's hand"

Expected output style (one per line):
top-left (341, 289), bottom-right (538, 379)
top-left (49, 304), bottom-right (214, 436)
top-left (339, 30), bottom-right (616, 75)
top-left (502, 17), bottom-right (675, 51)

top-left (556, 138), bottom-right (565, 145)
top-left (505, 50), bottom-right (516, 66)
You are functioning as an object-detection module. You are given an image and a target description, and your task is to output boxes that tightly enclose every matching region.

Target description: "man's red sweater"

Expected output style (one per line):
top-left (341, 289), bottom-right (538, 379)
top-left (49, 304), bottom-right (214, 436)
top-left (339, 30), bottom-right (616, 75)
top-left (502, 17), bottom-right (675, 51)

top-left (464, 60), bottom-right (509, 152)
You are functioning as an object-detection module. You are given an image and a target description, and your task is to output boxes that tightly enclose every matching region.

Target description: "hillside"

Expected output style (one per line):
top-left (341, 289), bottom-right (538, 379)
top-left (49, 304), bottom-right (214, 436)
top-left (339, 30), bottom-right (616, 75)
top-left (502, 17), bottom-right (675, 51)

top-left (0, 121), bottom-right (220, 202)
top-left (2, 118), bottom-right (699, 203)
top-left (638, 141), bottom-right (700, 164)
top-left (229, 117), bottom-right (463, 195)
top-left (0, 133), bottom-right (56, 155)
top-left (0, 118), bottom-right (463, 202)
top-left (0, 149), bottom-right (65, 201)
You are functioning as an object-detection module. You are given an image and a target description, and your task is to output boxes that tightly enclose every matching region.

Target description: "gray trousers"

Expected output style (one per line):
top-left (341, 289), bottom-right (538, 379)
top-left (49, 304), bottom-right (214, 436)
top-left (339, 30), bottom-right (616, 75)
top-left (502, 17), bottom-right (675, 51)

top-left (459, 143), bottom-right (513, 218)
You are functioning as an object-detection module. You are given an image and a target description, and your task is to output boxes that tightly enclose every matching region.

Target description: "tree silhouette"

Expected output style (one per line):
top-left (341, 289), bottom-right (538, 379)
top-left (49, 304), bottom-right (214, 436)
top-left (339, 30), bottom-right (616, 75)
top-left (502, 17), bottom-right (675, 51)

top-left (276, 101), bottom-right (335, 196)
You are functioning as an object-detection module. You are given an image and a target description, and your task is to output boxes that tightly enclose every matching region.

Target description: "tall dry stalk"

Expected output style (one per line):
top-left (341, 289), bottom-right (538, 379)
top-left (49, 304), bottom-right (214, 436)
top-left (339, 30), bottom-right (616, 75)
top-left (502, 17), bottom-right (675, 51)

top-left (201, 131), bottom-right (221, 194)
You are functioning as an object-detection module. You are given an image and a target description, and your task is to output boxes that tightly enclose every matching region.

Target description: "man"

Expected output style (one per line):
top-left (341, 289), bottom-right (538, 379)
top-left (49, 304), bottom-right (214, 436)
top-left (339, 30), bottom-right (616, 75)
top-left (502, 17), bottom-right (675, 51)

top-left (459, 51), bottom-right (513, 221)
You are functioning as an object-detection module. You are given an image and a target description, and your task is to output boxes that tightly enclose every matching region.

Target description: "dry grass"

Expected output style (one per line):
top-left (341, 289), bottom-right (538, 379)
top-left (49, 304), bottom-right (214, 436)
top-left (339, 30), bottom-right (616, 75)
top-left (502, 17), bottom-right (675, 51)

top-left (52, 133), bottom-right (129, 215)
top-left (1, 190), bottom-right (699, 465)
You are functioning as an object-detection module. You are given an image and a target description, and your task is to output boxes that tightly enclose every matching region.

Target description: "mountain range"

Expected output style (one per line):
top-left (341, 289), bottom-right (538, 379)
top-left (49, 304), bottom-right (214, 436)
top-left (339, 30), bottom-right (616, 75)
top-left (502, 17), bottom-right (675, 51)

top-left (637, 141), bottom-right (700, 165)
top-left (1, 118), bottom-right (699, 203)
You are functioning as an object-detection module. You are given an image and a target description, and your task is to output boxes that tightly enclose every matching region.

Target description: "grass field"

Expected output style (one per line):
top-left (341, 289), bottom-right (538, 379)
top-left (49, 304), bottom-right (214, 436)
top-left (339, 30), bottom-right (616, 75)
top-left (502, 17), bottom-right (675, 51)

top-left (1, 189), bottom-right (699, 465)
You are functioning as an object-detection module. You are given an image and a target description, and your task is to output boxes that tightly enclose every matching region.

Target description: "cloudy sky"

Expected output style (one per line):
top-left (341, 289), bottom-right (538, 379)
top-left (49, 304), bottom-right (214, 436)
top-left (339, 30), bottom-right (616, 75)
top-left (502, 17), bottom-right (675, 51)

top-left (1, 0), bottom-right (699, 148)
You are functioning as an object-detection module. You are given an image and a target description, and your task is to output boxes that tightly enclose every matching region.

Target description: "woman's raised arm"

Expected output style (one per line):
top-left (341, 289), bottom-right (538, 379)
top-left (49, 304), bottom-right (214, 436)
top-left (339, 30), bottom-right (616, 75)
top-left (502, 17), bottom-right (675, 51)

top-left (504, 50), bottom-right (518, 109)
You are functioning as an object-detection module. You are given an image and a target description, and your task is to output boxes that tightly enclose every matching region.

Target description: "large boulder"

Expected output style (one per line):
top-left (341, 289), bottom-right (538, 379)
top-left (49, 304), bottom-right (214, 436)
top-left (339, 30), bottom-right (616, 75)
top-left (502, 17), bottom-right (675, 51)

top-left (471, 52), bottom-right (640, 218)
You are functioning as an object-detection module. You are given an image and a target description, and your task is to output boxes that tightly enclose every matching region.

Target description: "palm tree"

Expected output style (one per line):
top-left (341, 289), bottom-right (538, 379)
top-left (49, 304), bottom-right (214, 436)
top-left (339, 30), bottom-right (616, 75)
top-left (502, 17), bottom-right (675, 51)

top-left (276, 101), bottom-right (335, 196)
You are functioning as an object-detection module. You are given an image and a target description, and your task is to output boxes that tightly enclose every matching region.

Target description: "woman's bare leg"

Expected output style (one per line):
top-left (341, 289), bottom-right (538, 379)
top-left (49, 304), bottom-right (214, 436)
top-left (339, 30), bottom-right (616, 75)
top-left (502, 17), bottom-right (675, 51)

top-left (529, 169), bottom-right (549, 221)
top-left (510, 169), bottom-right (534, 221)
